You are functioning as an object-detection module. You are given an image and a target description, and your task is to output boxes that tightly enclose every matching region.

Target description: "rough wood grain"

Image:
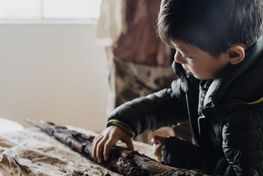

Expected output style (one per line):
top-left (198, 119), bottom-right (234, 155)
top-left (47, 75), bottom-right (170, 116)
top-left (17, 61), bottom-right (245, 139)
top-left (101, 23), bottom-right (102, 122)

top-left (27, 120), bottom-right (208, 176)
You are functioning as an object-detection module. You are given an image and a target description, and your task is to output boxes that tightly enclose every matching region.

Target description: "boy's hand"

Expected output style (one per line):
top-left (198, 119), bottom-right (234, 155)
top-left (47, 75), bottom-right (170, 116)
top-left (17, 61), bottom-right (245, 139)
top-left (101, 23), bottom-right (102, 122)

top-left (91, 125), bottom-right (134, 163)
top-left (151, 135), bottom-right (165, 161)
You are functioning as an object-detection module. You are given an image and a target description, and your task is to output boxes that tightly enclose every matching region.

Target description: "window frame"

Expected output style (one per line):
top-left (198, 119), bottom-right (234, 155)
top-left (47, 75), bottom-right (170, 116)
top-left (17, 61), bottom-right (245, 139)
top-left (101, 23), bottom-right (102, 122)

top-left (0, 0), bottom-right (101, 24)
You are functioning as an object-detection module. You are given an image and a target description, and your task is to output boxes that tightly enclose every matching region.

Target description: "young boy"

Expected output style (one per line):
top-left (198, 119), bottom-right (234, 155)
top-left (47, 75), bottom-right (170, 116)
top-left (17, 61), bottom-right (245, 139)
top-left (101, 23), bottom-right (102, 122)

top-left (92, 0), bottom-right (263, 175)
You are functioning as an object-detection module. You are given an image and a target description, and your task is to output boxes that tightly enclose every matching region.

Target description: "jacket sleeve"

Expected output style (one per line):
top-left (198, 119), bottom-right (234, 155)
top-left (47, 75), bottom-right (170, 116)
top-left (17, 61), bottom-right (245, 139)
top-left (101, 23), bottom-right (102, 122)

top-left (161, 108), bottom-right (263, 176)
top-left (107, 78), bottom-right (189, 136)
top-left (161, 136), bottom-right (220, 174)
top-left (221, 108), bottom-right (263, 176)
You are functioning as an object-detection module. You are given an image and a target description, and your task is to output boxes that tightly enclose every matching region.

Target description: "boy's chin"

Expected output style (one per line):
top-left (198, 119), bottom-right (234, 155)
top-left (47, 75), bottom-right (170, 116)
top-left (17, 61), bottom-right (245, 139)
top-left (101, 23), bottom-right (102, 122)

top-left (192, 74), bottom-right (211, 80)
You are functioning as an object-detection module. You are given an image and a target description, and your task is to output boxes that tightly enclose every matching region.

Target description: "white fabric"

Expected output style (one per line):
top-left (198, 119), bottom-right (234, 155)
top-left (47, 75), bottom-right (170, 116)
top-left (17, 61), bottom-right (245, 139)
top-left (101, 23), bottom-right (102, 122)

top-left (96, 0), bottom-right (126, 46)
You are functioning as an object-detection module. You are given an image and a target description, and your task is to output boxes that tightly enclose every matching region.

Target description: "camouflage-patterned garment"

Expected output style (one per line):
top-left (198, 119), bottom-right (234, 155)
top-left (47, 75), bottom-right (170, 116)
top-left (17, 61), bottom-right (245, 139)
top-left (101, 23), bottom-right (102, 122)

top-left (106, 57), bottom-right (177, 143)
top-left (99, 0), bottom-right (185, 143)
top-left (107, 56), bottom-right (176, 112)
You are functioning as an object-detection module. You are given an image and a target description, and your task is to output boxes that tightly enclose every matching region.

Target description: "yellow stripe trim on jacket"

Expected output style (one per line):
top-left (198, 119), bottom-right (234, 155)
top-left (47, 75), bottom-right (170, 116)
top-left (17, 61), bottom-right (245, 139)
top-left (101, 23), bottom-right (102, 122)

top-left (107, 119), bottom-right (135, 137)
top-left (247, 96), bottom-right (263, 105)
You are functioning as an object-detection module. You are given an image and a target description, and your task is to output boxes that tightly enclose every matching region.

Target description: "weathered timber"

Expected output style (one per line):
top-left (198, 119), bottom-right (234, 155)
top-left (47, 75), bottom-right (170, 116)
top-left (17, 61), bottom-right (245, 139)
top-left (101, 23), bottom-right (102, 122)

top-left (27, 120), bottom-right (209, 176)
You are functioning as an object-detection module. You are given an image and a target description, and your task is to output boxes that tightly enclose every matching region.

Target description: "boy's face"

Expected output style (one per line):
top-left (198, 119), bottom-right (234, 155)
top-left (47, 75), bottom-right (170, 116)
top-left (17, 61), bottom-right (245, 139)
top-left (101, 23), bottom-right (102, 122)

top-left (172, 40), bottom-right (231, 80)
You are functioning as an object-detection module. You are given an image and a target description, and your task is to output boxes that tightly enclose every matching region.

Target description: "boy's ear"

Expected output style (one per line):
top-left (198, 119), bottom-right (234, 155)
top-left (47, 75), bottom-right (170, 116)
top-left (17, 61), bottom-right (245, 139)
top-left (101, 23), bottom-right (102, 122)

top-left (227, 45), bottom-right (246, 65)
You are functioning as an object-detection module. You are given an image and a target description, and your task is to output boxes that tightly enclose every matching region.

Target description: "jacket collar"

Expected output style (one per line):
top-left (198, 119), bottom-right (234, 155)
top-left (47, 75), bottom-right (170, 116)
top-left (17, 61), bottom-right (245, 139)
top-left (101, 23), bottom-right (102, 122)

top-left (204, 36), bottom-right (263, 108)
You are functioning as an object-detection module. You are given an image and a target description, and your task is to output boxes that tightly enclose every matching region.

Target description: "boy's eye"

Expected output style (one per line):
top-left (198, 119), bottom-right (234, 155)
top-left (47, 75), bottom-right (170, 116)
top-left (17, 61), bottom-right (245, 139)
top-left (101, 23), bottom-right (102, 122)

top-left (180, 52), bottom-right (193, 59)
top-left (176, 49), bottom-right (194, 59)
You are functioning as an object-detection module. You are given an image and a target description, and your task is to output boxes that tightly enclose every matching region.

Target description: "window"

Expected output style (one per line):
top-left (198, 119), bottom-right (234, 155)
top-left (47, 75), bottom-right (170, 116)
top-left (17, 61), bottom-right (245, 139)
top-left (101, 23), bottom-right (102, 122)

top-left (0, 0), bottom-right (102, 23)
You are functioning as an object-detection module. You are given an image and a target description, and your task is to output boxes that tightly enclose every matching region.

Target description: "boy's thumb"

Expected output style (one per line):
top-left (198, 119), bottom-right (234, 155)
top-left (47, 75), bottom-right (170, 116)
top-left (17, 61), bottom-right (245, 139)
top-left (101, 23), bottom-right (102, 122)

top-left (151, 135), bottom-right (165, 144)
top-left (125, 139), bottom-right (134, 151)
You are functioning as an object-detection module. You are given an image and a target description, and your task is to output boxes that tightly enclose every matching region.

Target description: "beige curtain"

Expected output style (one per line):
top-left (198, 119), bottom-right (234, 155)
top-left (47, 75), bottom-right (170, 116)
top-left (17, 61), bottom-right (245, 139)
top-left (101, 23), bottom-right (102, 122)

top-left (96, 0), bottom-right (126, 46)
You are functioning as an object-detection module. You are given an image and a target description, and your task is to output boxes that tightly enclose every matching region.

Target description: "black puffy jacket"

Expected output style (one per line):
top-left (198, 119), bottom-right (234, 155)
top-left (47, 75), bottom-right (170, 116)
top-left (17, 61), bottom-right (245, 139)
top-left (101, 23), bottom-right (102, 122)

top-left (107, 37), bottom-right (263, 176)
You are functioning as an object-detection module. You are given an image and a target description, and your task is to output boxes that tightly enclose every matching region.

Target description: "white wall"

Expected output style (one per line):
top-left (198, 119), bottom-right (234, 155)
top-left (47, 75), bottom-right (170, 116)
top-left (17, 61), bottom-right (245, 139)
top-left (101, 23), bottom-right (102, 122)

top-left (0, 24), bottom-right (108, 132)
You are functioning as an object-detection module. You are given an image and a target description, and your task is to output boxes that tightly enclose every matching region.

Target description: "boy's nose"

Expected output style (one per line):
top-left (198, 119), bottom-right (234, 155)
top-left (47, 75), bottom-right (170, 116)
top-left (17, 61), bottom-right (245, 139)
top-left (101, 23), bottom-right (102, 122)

top-left (174, 51), bottom-right (186, 64)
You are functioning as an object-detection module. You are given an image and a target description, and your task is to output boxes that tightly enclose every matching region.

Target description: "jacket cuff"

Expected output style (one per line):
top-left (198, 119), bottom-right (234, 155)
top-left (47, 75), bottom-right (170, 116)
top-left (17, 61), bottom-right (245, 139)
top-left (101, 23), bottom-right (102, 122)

top-left (107, 119), bottom-right (135, 137)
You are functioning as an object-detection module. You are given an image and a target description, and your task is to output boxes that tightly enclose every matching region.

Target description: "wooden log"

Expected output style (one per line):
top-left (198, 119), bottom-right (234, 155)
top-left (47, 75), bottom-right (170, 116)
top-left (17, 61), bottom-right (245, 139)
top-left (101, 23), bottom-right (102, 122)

top-left (27, 120), bottom-right (209, 176)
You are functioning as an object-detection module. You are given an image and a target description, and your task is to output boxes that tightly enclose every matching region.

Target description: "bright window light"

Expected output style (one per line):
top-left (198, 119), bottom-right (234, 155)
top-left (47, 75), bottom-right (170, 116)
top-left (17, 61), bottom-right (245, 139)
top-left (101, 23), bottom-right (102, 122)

top-left (44, 0), bottom-right (101, 19)
top-left (0, 0), bottom-right (41, 19)
top-left (0, 0), bottom-right (102, 21)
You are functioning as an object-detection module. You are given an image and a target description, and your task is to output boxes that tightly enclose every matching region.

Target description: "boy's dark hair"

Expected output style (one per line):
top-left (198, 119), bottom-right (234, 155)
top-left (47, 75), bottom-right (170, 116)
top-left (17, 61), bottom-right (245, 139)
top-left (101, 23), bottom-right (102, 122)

top-left (158, 0), bottom-right (263, 56)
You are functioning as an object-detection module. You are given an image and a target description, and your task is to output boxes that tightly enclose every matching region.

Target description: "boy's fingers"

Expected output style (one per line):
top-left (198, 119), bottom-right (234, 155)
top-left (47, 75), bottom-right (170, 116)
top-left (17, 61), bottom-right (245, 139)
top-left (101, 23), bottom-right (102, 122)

top-left (125, 139), bottom-right (134, 151)
top-left (150, 137), bottom-right (155, 144)
top-left (153, 143), bottom-right (162, 152)
top-left (153, 143), bottom-right (162, 161)
top-left (103, 137), bottom-right (116, 161)
top-left (92, 134), bottom-right (103, 160)
top-left (96, 136), bottom-right (107, 163)
top-left (152, 135), bottom-right (165, 144)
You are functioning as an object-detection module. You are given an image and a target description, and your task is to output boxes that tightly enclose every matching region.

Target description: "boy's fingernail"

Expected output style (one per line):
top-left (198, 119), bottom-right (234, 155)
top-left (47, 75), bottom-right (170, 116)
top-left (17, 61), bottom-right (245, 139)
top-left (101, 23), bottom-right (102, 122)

top-left (151, 138), bottom-right (155, 143)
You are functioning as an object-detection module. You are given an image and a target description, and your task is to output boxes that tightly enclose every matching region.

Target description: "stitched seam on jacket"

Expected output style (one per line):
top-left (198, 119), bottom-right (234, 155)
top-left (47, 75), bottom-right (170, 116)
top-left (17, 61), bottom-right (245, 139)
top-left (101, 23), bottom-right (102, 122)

top-left (247, 96), bottom-right (263, 105)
